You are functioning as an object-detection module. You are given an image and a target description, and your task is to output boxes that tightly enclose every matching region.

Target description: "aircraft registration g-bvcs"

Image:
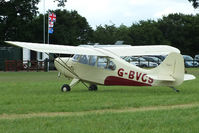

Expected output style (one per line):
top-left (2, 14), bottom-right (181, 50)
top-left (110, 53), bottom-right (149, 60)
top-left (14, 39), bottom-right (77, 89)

top-left (5, 41), bottom-right (195, 92)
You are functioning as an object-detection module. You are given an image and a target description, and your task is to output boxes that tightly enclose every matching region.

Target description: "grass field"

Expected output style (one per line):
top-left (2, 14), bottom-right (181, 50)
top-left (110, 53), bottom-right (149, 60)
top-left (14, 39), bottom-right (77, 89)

top-left (0, 68), bottom-right (199, 133)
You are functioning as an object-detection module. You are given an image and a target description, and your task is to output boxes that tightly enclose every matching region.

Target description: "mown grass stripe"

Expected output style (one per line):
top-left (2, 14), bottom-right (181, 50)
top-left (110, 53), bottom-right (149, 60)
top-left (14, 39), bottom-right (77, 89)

top-left (0, 103), bottom-right (198, 120)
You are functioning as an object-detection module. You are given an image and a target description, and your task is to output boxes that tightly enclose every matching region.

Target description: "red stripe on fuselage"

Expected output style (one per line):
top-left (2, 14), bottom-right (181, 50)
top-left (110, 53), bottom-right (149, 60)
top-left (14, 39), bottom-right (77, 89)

top-left (104, 76), bottom-right (152, 86)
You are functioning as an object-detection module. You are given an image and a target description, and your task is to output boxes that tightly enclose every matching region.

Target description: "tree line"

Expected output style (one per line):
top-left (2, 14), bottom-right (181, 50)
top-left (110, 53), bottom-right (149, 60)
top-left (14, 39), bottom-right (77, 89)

top-left (0, 0), bottom-right (199, 56)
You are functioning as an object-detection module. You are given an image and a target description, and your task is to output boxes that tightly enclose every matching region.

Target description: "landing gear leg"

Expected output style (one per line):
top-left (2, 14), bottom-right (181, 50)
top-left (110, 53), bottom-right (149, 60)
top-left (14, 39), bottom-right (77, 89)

top-left (89, 85), bottom-right (98, 91)
top-left (61, 78), bottom-right (80, 92)
top-left (170, 87), bottom-right (180, 93)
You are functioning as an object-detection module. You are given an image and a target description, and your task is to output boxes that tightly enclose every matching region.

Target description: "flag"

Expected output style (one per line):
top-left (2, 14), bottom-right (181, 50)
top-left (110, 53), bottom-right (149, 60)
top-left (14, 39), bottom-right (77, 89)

top-left (49, 13), bottom-right (56, 22)
top-left (49, 21), bottom-right (54, 28)
top-left (49, 28), bottom-right (53, 34)
top-left (48, 12), bottom-right (56, 34)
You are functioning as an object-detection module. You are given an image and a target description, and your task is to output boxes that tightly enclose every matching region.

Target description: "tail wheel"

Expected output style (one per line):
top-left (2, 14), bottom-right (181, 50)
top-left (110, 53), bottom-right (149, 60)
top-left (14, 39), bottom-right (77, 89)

top-left (61, 84), bottom-right (71, 92)
top-left (89, 85), bottom-right (98, 91)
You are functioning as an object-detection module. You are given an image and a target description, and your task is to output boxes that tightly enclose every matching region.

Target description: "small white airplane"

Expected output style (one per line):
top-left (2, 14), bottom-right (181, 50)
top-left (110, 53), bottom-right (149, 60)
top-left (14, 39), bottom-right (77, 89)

top-left (5, 41), bottom-right (195, 92)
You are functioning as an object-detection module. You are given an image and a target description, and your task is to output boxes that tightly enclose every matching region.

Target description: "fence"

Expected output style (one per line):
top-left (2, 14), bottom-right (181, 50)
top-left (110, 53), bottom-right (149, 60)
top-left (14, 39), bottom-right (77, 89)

top-left (0, 60), bottom-right (55, 71)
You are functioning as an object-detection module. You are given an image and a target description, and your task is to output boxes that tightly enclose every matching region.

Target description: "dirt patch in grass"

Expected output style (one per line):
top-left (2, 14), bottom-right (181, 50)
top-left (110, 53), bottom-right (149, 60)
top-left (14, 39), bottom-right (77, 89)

top-left (0, 103), bottom-right (198, 120)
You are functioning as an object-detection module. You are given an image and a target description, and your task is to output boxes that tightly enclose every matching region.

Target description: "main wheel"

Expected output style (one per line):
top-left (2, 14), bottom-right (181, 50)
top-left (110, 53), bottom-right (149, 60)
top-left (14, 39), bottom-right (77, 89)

top-left (89, 85), bottom-right (98, 91)
top-left (61, 84), bottom-right (71, 92)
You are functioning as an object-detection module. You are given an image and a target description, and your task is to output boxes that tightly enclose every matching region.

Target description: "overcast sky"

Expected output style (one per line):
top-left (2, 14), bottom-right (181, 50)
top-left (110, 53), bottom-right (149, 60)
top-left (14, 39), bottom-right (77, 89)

top-left (37, 0), bottom-right (197, 28)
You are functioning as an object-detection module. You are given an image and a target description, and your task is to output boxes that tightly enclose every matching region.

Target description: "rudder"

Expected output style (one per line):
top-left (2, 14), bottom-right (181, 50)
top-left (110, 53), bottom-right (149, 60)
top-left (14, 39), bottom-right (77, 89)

top-left (149, 52), bottom-right (184, 86)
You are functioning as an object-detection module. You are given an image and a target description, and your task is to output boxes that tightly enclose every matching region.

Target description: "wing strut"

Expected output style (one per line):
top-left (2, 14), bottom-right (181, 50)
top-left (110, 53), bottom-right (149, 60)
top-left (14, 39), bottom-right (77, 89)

top-left (46, 53), bottom-right (90, 89)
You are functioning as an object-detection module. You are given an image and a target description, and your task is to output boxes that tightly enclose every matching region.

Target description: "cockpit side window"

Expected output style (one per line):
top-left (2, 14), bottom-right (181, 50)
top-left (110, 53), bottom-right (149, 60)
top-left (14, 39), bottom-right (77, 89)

top-left (89, 56), bottom-right (97, 66)
top-left (76, 55), bottom-right (116, 70)
top-left (107, 60), bottom-right (116, 70)
top-left (79, 55), bottom-right (89, 64)
top-left (97, 57), bottom-right (108, 69)
top-left (97, 57), bottom-right (116, 70)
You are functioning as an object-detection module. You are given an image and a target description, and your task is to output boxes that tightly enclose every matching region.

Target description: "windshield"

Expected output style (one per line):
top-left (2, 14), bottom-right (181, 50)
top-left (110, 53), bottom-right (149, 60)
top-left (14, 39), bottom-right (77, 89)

top-left (72, 54), bottom-right (80, 61)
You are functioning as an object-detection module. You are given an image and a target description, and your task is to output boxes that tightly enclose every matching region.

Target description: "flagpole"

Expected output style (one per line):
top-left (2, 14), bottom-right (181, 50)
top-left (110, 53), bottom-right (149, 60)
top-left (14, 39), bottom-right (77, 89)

top-left (48, 13), bottom-right (49, 44)
top-left (43, 0), bottom-right (49, 72)
top-left (47, 12), bottom-right (50, 72)
top-left (43, 1), bottom-right (50, 72)
top-left (43, 0), bottom-right (45, 44)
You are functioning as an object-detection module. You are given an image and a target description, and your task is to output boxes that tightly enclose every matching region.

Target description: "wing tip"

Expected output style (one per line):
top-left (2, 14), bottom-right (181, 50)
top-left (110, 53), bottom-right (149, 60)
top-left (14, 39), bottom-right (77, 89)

top-left (4, 41), bottom-right (11, 43)
top-left (4, 41), bottom-right (16, 45)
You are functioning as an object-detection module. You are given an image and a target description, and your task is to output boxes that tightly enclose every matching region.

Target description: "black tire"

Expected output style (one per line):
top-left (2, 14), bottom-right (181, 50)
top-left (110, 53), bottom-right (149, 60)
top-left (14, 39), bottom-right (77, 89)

top-left (61, 84), bottom-right (71, 92)
top-left (89, 85), bottom-right (98, 91)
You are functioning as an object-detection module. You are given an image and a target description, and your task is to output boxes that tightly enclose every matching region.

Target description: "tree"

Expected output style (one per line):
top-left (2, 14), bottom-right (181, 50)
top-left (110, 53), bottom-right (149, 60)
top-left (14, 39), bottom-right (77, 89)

top-left (115, 25), bottom-right (134, 44)
top-left (49, 10), bottom-right (93, 45)
top-left (188, 0), bottom-right (199, 8)
top-left (158, 13), bottom-right (199, 56)
top-left (92, 24), bottom-right (133, 44)
top-left (128, 20), bottom-right (169, 46)
top-left (92, 25), bottom-right (118, 44)
top-left (0, 0), bottom-right (39, 46)
top-left (24, 14), bottom-right (46, 43)
top-left (53, 0), bottom-right (67, 7)
top-left (0, 0), bottom-right (67, 46)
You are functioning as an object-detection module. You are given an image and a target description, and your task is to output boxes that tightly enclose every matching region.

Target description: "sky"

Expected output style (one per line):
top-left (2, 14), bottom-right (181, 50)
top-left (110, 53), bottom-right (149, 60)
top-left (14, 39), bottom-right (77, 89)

top-left (37, 0), bottom-right (198, 28)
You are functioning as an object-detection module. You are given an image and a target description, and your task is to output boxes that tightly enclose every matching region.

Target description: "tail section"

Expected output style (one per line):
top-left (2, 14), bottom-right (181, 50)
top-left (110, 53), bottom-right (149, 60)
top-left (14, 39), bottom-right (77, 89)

top-left (148, 52), bottom-right (186, 86)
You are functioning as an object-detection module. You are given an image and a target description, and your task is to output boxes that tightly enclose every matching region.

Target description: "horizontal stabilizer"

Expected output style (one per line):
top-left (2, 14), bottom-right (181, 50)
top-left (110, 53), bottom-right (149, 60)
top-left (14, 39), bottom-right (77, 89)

top-left (184, 74), bottom-right (196, 81)
top-left (148, 75), bottom-right (175, 81)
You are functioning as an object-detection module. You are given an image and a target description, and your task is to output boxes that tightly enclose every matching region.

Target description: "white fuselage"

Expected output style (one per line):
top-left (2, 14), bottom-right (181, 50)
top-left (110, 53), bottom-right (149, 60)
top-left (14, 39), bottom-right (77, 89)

top-left (54, 55), bottom-right (158, 86)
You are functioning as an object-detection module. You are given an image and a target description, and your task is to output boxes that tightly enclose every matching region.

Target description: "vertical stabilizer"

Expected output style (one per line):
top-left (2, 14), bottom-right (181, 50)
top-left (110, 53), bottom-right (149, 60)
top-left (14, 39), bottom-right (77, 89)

top-left (149, 52), bottom-right (184, 86)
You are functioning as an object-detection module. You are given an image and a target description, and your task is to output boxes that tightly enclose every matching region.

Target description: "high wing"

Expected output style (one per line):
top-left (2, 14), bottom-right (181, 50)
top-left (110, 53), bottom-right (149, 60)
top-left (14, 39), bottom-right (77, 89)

top-left (5, 41), bottom-right (106, 56)
top-left (5, 41), bottom-right (180, 57)
top-left (98, 45), bottom-right (180, 56)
